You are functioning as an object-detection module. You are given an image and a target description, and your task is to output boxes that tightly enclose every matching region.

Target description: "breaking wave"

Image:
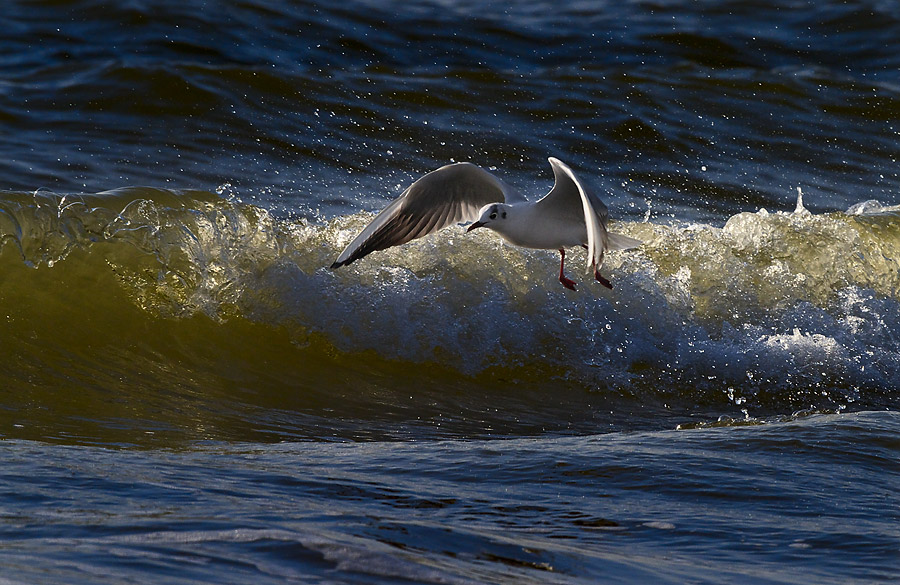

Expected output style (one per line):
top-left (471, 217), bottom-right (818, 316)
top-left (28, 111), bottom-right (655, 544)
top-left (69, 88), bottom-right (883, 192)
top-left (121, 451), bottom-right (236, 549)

top-left (1, 186), bottom-right (898, 441)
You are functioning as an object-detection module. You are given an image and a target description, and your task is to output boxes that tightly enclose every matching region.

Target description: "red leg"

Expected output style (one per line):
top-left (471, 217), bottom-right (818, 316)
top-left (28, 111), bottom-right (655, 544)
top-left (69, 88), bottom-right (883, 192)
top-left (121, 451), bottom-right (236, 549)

top-left (558, 249), bottom-right (577, 290)
top-left (583, 245), bottom-right (613, 289)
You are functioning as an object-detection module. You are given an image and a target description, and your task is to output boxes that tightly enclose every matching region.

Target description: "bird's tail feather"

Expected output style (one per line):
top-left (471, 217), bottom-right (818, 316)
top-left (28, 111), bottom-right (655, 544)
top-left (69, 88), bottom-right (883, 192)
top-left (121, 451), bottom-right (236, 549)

top-left (607, 232), bottom-right (642, 251)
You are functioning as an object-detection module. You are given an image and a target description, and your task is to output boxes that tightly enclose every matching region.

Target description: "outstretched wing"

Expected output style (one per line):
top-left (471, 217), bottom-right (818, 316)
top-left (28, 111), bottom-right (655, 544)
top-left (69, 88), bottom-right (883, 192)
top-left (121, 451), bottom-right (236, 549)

top-left (533, 157), bottom-right (610, 272)
top-left (331, 162), bottom-right (512, 268)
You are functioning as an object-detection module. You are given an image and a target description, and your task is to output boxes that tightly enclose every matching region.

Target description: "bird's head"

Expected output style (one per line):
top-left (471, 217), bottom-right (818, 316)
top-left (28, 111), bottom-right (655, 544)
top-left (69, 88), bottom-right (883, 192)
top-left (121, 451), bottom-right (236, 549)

top-left (467, 203), bottom-right (510, 233)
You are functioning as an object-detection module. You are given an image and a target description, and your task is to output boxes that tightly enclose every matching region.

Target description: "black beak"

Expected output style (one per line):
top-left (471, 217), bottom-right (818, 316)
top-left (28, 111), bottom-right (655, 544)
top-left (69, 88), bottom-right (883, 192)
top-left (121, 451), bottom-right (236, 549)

top-left (466, 221), bottom-right (485, 233)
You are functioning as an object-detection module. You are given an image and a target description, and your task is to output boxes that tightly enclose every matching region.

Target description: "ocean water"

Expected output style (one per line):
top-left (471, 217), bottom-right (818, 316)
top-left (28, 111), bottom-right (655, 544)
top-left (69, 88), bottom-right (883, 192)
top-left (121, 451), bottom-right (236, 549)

top-left (1, 1), bottom-right (899, 583)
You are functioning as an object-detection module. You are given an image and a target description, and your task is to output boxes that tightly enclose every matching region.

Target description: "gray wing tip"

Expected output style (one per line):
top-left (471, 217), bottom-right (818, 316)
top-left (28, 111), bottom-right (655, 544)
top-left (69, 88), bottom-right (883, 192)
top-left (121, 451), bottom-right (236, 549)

top-left (547, 156), bottom-right (569, 169)
top-left (330, 258), bottom-right (351, 269)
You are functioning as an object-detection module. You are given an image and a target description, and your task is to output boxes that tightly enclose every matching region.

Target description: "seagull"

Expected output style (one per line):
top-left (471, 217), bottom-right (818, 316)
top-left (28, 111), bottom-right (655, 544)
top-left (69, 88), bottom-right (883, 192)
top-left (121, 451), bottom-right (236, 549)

top-left (331, 157), bottom-right (641, 290)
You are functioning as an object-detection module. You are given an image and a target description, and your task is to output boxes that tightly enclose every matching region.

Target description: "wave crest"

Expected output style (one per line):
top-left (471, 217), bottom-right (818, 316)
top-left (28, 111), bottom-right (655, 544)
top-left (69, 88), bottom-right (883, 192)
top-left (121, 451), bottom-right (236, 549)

top-left (1, 187), bottom-right (898, 426)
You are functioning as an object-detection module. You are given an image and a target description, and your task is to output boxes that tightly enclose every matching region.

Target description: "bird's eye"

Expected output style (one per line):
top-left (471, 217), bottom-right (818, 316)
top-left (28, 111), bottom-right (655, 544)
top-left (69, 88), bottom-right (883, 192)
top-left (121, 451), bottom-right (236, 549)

top-left (489, 212), bottom-right (497, 220)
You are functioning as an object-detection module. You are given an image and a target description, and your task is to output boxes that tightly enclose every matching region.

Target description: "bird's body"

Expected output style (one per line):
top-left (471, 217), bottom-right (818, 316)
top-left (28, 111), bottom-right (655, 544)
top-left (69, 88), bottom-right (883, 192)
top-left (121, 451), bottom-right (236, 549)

top-left (489, 201), bottom-right (596, 250)
top-left (331, 157), bottom-right (641, 290)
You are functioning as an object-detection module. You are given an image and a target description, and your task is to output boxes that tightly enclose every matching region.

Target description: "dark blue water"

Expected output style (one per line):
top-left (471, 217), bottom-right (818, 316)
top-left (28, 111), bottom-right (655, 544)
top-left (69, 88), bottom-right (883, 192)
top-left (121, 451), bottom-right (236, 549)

top-left (1, 1), bottom-right (899, 583)
top-left (3, 413), bottom-right (898, 585)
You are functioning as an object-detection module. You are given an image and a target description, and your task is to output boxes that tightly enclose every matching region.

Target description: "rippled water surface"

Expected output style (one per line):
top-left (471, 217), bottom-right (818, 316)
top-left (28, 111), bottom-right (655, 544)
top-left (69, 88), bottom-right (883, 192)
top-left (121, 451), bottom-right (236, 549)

top-left (2, 1), bottom-right (899, 583)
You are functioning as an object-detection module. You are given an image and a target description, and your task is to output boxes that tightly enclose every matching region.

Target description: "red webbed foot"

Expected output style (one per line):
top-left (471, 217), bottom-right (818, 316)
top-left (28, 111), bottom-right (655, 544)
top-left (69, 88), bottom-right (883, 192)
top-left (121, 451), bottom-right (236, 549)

top-left (559, 275), bottom-right (577, 291)
top-left (594, 269), bottom-right (612, 290)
